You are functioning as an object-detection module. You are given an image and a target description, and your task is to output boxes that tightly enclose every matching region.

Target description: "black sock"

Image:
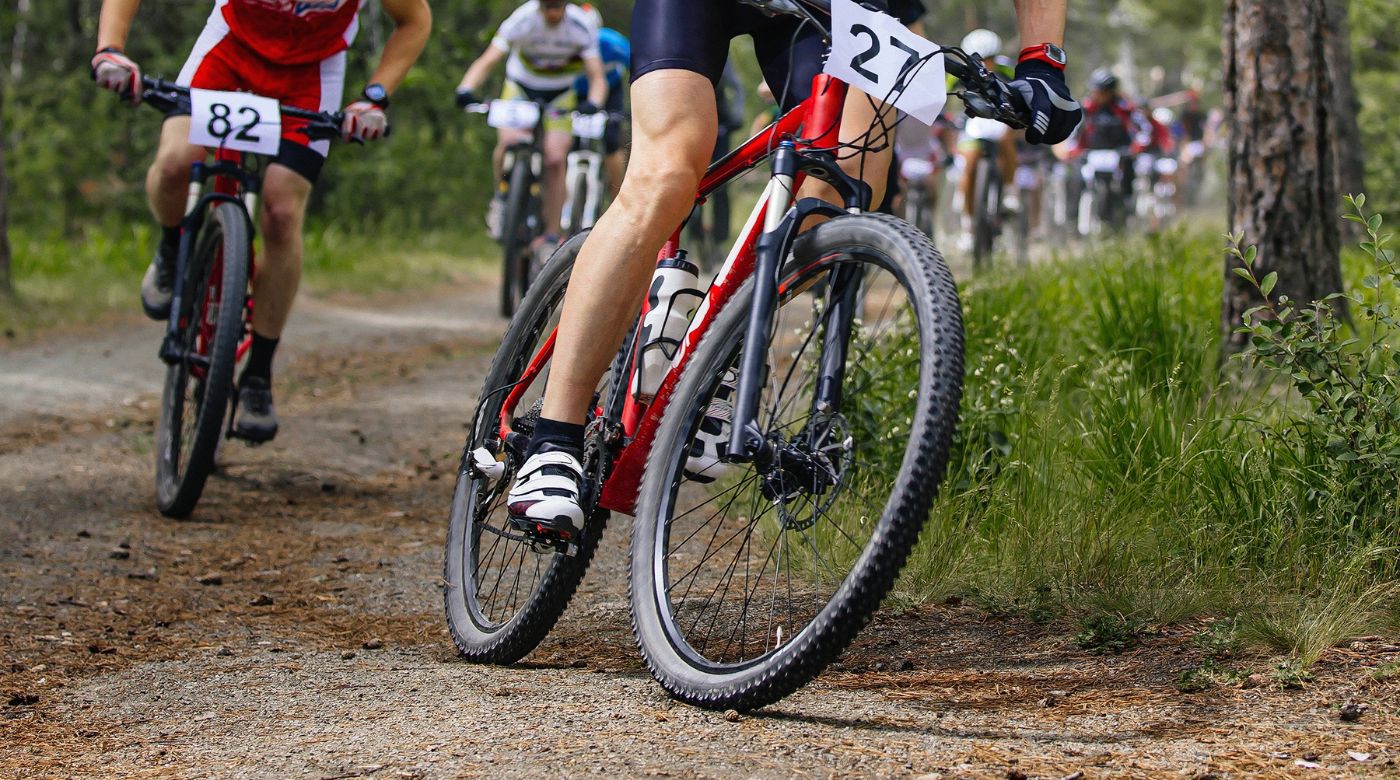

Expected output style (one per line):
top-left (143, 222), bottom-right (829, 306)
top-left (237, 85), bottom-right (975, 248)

top-left (528, 417), bottom-right (585, 458)
top-left (240, 331), bottom-right (279, 384)
top-left (159, 225), bottom-right (181, 261)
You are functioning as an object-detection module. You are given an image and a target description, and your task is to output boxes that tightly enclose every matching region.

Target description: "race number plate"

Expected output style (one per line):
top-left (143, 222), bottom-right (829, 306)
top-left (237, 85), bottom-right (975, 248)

top-left (487, 100), bottom-right (542, 130)
top-left (1086, 149), bottom-right (1122, 173)
top-left (826, 0), bottom-right (947, 125)
top-left (572, 112), bottom-right (608, 140)
top-left (188, 89), bottom-right (282, 156)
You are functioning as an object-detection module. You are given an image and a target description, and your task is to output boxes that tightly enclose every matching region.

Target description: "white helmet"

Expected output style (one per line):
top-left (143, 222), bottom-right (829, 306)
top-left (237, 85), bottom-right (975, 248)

top-left (1152, 107), bottom-right (1175, 126)
top-left (960, 28), bottom-right (1002, 59)
top-left (579, 2), bottom-right (602, 29)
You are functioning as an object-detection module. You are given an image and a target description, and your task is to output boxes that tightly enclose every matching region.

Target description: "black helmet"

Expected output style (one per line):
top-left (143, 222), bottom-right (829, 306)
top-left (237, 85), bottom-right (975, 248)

top-left (1090, 68), bottom-right (1119, 91)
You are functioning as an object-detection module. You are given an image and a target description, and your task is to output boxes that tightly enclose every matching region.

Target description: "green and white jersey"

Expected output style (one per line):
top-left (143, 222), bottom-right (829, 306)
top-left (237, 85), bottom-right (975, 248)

top-left (491, 1), bottom-right (600, 92)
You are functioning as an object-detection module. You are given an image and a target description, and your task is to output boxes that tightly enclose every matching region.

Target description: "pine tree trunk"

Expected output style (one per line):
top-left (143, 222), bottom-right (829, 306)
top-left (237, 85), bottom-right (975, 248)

top-left (1221, 0), bottom-right (1344, 352)
top-left (1326, 0), bottom-right (1366, 199)
top-left (0, 76), bottom-right (11, 297)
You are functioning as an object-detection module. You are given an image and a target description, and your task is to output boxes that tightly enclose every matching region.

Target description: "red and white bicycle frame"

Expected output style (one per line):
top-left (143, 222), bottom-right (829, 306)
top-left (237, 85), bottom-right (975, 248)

top-left (497, 75), bottom-right (852, 515)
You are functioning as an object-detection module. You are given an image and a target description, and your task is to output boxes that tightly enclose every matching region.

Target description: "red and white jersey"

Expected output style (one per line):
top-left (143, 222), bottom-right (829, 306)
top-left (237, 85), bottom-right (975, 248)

top-left (208, 0), bottom-right (364, 66)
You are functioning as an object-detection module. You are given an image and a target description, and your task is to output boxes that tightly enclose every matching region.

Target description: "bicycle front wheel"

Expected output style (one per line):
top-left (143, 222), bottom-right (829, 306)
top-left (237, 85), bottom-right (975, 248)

top-left (631, 213), bottom-right (964, 710)
top-left (500, 156), bottom-right (534, 317)
top-left (155, 201), bottom-right (249, 517)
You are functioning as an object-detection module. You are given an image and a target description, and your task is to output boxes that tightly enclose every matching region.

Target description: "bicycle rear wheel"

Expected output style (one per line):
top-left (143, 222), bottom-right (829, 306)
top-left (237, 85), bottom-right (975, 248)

top-left (445, 231), bottom-right (615, 663)
top-left (500, 155), bottom-right (534, 317)
top-left (631, 213), bottom-right (964, 710)
top-left (155, 201), bottom-right (250, 517)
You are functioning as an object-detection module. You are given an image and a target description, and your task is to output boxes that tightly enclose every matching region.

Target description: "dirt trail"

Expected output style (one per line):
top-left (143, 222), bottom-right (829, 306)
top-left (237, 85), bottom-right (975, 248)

top-left (2, 285), bottom-right (1397, 779)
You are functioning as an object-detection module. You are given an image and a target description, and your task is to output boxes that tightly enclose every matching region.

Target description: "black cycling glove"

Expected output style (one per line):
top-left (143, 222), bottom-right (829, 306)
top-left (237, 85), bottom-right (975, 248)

top-left (1008, 61), bottom-right (1082, 146)
top-left (575, 100), bottom-right (600, 115)
top-left (454, 88), bottom-right (480, 109)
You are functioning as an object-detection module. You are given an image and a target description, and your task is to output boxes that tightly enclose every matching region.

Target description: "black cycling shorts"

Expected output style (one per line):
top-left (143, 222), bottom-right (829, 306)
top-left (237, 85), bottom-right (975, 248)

top-left (603, 87), bottom-right (626, 155)
top-left (631, 0), bottom-right (890, 111)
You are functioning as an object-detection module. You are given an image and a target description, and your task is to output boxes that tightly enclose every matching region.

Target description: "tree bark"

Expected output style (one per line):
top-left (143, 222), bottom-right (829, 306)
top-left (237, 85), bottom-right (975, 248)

top-left (1325, 0), bottom-right (1366, 200)
top-left (1221, 0), bottom-right (1344, 352)
top-left (0, 75), bottom-right (12, 297)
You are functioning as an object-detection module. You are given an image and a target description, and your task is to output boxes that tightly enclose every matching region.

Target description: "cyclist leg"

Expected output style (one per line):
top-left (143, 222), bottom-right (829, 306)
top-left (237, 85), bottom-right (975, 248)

top-left (140, 117), bottom-right (206, 317)
top-left (540, 127), bottom-right (572, 241)
top-left (540, 69), bottom-right (718, 425)
top-left (146, 118), bottom-right (204, 227)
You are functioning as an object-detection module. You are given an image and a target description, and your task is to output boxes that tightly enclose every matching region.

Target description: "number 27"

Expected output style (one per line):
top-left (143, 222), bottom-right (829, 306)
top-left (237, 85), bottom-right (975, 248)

top-left (849, 24), bottom-right (924, 88)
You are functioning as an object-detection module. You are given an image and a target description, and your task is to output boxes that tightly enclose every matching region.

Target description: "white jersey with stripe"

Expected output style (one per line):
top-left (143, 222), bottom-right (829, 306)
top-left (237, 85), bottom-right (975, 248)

top-left (491, 2), bottom-right (600, 92)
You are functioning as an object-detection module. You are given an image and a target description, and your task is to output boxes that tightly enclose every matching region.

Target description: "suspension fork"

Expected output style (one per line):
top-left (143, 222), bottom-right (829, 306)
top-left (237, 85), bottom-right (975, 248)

top-left (814, 263), bottom-right (864, 417)
top-left (729, 142), bottom-right (800, 464)
top-left (159, 162), bottom-right (209, 365)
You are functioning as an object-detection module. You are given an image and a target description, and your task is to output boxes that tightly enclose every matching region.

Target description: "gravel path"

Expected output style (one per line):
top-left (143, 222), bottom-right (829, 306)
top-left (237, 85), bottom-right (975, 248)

top-left (2, 285), bottom-right (1397, 779)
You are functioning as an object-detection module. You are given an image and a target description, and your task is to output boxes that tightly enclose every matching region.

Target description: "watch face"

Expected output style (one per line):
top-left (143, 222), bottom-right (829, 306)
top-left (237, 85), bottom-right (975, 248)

top-left (1045, 44), bottom-right (1067, 66)
top-left (364, 84), bottom-right (388, 103)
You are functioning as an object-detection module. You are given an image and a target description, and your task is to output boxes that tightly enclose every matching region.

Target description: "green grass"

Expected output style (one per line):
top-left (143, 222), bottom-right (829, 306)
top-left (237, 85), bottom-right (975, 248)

top-left (1, 222), bottom-right (494, 340)
top-left (849, 230), bottom-right (1400, 663)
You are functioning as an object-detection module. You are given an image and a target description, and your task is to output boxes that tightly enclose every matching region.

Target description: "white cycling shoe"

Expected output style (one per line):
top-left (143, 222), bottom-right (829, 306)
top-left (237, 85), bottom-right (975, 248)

top-left (684, 369), bottom-right (737, 484)
top-left (506, 449), bottom-right (586, 541)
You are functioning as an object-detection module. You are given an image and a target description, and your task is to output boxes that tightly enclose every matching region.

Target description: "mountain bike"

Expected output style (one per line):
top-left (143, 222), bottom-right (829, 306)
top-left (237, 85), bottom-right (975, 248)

top-left (966, 130), bottom-right (1005, 270)
top-left (1077, 146), bottom-right (1133, 236)
top-left (123, 77), bottom-right (348, 518)
top-left (467, 100), bottom-right (621, 317)
top-left (443, 0), bottom-right (1029, 711)
top-left (563, 111), bottom-right (628, 237)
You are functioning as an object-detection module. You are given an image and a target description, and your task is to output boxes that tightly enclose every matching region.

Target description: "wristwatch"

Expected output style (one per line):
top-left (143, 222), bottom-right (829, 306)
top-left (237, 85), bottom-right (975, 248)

top-left (1019, 43), bottom-right (1067, 70)
top-left (362, 83), bottom-right (390, 108)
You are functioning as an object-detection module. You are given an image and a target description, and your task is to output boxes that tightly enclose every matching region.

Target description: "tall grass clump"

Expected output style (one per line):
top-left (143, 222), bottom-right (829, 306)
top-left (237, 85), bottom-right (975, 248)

top-left (856, 215), bottom-right (1400, 660)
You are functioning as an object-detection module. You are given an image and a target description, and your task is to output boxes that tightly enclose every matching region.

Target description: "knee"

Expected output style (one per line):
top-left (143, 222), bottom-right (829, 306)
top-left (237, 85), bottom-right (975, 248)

top-left (543, 149), bottom-right (567, 174)
top-left (260, 198), bottom-right (302, 249)
top-left (149, 152), bottom-right (191, 189)
top-left (616, 161), bottom-right (701, 219)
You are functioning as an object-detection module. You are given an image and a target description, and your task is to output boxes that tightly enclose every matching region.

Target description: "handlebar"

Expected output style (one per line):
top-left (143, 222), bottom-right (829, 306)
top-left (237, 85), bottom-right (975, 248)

top-left (133, 76), bottom-right (350, 142)
top-left (461, 99), bottom-right (627, 123)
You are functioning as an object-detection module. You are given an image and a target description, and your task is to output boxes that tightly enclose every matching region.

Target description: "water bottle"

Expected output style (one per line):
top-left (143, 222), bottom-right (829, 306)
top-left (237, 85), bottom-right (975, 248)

top-left (632, 252), bottom-right (704, 400)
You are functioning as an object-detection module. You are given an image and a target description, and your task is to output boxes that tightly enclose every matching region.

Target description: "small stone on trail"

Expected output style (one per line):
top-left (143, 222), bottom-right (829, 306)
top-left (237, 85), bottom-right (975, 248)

top-left (321, 481), bottom-right (337, 493)
top-left (77, 530), bottom-right (91, 538)
top-left (127, 569), bottom-right (157, 581)
top-left (1007, 770), bottom-right (1029, 780)
top-left (1348, 751), bottom-right (1372, 762)
top-left (249, 594), bottom-right (274, 606)
top-left (341, 651), bottom-right (356, 660)
top-left (1244, 673), bottom-right (1268, 689)
top-left (1061, 772), bottom-right (1085, 780)
top-left (216, 647), bottom-right (233, 657)
top-left (1302, 751), bottom-right (1320, 761)
top-left (723, 709), bottom-right (741, 722)
top-left (362, 638), bottom-right (384, 650)
top-left (196, 572), bottom-right (223, 586)
top-left (1339, 700), bottom-right (1367, 722)
top-left (109, 548), bottom-right (130, 560)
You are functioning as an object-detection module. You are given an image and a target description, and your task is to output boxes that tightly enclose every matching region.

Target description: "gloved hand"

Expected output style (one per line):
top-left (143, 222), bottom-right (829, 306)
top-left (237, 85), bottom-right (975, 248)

top-left (91, 48), bottom-right (142, 105)
top-left (342, 101), bottom-right (389, 142)
top-left (455, 88), bottom-right (481, 109)
top-left (575, 100), bottom-right (600, 115)
top-left (1008, 61), bottom-right (1082, 145)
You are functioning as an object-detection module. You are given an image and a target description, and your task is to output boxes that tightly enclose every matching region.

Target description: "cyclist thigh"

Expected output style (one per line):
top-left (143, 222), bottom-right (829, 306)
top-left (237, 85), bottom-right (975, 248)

top-left (496, 127), bottom-right (531, 148)
top-left (152, 116), bottom-right (206, 175)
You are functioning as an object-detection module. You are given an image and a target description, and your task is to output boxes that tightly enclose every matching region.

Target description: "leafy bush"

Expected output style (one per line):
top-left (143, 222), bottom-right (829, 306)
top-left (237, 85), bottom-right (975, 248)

top-left (846, 223), bottom-right (1400, 661)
